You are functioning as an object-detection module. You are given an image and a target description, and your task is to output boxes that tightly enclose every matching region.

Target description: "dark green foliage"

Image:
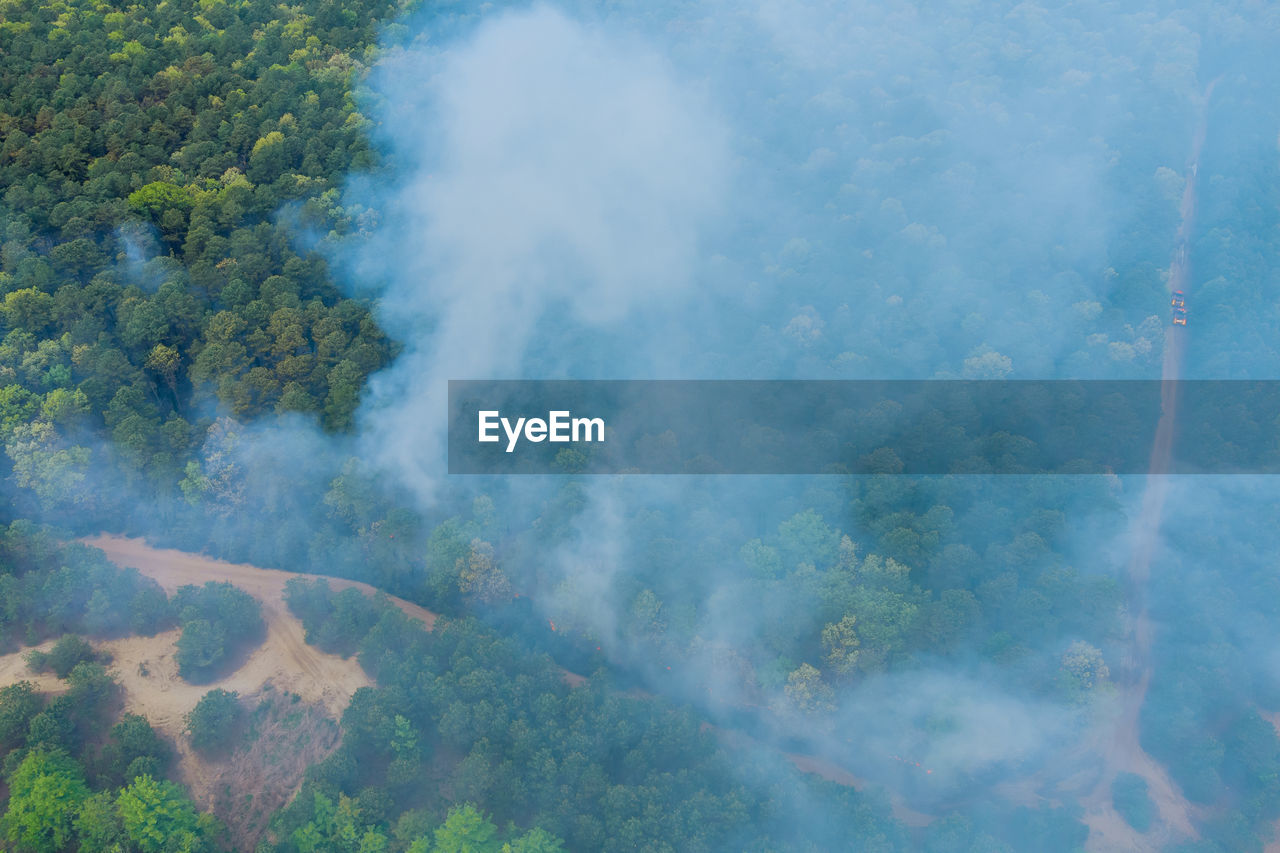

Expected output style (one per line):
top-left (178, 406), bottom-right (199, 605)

top-left (0, 528), bottom-right (176, 647)
top-left (175, 619), bottom-right (229, 679)
top-left (21, 662), bottom-right (117, 756)
top-left (95, 713), bottom-right (172, 788)
top-left (26, 634), bottom-right (104, 678)
top-left (25, 699), bottom-right (77, 752)
top-left (184, 688), bottom-right (244, 757)
top-left (267, 592), bottom-right (910, 852)
top-left (0, 0), bottom-right (396, 460)
top-left (284, 578), bottom-right (382, 657)
top-left (172, 581), bottom-right (264, 680)
top-left (0, 681), bottom-right (45, 754)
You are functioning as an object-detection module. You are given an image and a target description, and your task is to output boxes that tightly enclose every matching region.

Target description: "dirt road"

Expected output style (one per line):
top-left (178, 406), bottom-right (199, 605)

top-left (1081, 79), bottom-right (1220, 852)
top-left (3, 532), bottom-right (409, 737)
top-left (0, 534), bottom-right (455, 844)
top-left (78, 538), bottom-right (909, 812)
top-left (83, 534), bottom-right (438, 632)
top-left (78, 532), bottom-right (445, 723)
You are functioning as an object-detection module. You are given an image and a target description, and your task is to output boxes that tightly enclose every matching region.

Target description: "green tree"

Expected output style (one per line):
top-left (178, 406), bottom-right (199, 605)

top-left (433, 804), bottom-right (501, 853)
top-left (145, 343), bottom-right (182, 399)
top-left (630, 589), bottom-right (667, 639)
top-left (0, 681), bottom-right (44, 752)
top-left (173, 581), bottom-right (264, 680)
top-left (821, 614), bottom-right (862, 677)
top-left (184, 689), bottom-right (244, 756)
top-left (5, 421), bottom-right (94, 512)
top-left (73, 791), bottom-right (127, 853)
top-left (1, 288), bottom-right (55, 332)
top-left (1, 748), bottom-right (90, 853)
top-left (175, 618), bottom-right (225, 678)
top-left (98, 713), bottom-right (172, 786)
top-left (784, 663), bottom-right (836, 714)
top-left (116, 774), bottom-right (205, 853)
top-left (1059, 640), bottom-right (1110, 701)
top-left (38, 388), bottom-right (90, 427)
top-left (503, 827), bottom-right (567, 853)
top-left (126, 182), bottom-right (194, 219)
top-left (457, 539), bottom-right (511, 605)
top-left (26, 634), bottom-right (100, 678)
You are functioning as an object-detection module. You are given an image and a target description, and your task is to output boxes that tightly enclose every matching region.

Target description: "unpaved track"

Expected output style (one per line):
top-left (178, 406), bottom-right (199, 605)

top-left (0, 532), bottom-right (423, 734)
top-left (0, 534), bottom-right (448, 840)
top-left (80, 532), bottom-right (445, 725)
top-left (84, 534), bottom-right (438, 631)
top-left (1081, 78), bottom-right (1220, 852)
top-left (81, 537), bottom-right (900, 809)
top-left (0, 639), bottom-right (65, 695)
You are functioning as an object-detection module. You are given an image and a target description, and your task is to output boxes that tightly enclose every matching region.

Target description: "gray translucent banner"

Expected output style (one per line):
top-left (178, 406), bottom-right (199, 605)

top-left (447, 380), bottom-right (1280, 475)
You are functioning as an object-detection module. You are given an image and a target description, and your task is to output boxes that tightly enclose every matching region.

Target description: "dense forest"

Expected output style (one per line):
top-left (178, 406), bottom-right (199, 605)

top-left (3, 0), bottom-right (1280, 850)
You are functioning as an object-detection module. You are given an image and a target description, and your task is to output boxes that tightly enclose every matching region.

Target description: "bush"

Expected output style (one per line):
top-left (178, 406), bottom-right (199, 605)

top-left (0, 530), bottom-right (175, 646)
top-left (0, 682), bottom-right (44, 753)
top-left (172, 582), bottom-right (264, 681)
top-left (96, 713), bottom-right (172, 787)
top-left (185, 689), bottom-right (244, 757)
top-left (284, 577), bottom-right (334, 637)
top-left (26, 635), bottom-right (104, 678)
top-left (284, 579), bottom-right (384, 657)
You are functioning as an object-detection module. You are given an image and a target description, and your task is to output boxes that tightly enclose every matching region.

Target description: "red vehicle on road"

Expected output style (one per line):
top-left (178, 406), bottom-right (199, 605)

top-left (1171, 290), bottom-right (1185, 308)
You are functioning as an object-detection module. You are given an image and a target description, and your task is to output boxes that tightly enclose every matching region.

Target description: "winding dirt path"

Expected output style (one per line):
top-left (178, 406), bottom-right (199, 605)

top-left (83, 534), bottom-right (438, 632)
top-left (2, 533), bottom-right (410, 738)
top-left (74, 538), bottom-right (897, 815)
top-left (0, 535), bottom-right (399, 848)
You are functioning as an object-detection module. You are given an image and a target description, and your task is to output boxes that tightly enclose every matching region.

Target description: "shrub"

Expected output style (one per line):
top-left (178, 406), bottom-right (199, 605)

top-left (172, 582), bottom-right (264, 681)
top-left (185, 689), bottom-right (244, 757)
top-left (26, 635), bottom-right (104, 678)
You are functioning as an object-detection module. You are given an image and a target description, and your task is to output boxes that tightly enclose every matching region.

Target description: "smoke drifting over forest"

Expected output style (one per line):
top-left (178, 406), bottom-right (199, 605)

top-left (268, 0), bottom-right (1280, 842)
top-left (342, 7), bottom-right (731, 493)
top-left (5, 0), bottom-right (1280, 848)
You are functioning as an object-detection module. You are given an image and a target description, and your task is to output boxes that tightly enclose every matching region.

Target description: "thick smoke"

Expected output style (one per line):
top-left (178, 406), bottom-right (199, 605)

top-left (307, 0), bottom-right (1213, 817)
top-left (345, 6), bottom-right (730, 497)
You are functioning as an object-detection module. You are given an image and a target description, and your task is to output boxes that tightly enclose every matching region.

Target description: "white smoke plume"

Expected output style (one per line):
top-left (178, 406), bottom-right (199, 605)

top-left (347, 6), bottom-right (730, 500)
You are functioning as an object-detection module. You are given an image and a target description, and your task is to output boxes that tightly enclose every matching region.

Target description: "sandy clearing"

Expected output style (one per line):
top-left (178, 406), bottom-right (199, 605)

top-left (0, 628), bottom-right (358, 848)
top-left (0, 535), bottom-right (414, 840)
top-left (0, 639), bottom-right (66, 695)
top-left (181, 689), bottom-right (341, 850)
top-left (0, 626), bottom-right (367, 743)
top-left (78, 533), bottom-right (417, 728)
top-left (82, 534), bottom-right (597, 690)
